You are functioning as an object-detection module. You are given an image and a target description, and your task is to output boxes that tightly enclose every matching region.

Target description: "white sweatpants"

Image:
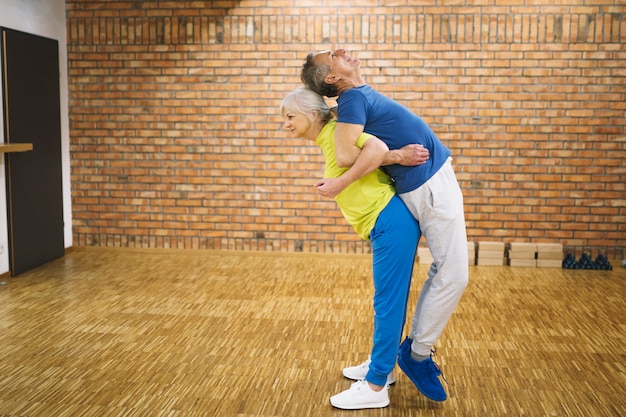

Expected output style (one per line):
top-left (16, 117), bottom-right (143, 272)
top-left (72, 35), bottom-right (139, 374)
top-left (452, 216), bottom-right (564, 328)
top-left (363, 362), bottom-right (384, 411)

top-left (399, 158), bottom-right (469, 356)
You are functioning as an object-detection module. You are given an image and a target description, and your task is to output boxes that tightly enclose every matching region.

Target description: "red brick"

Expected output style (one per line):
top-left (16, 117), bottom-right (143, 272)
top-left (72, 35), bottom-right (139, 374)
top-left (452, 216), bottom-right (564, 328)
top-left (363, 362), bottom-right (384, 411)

top-left (66, 1), bottom-right (625, 255)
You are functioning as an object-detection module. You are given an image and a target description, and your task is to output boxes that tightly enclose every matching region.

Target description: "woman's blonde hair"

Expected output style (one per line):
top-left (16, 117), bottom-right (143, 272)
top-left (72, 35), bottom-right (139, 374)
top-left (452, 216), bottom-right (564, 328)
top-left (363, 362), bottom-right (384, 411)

top-left (280, 87), bottom-right (335, 123)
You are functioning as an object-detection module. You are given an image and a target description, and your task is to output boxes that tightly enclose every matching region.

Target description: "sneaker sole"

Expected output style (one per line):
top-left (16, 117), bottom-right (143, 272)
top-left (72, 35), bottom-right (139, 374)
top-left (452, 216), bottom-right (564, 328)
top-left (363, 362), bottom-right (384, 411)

top-left (330, 400), bottom-right (390, 410)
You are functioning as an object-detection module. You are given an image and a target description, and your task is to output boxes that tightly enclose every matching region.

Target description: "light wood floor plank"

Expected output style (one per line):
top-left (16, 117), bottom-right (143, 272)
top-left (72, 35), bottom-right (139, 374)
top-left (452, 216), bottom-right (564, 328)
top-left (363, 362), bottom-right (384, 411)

top-left (0, 248), bottom-right (624, 416)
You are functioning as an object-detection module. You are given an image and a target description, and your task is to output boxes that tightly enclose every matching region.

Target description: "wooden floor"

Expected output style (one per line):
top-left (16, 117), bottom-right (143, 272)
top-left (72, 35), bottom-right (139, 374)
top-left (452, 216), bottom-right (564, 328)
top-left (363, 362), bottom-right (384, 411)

top-left (0, 248), bottom-right (624, 417)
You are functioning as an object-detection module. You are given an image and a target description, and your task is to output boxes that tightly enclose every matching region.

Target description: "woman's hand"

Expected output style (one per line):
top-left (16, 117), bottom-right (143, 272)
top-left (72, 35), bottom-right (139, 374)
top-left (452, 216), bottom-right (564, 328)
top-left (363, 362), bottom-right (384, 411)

top-left (314, 178), bottom-right (345, 199)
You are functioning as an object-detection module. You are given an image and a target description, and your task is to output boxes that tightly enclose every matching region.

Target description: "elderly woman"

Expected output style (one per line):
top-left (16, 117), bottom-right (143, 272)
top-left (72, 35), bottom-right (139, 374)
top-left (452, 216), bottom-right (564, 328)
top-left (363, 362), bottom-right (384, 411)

top-left (280, 87), bottom-right (420, 410)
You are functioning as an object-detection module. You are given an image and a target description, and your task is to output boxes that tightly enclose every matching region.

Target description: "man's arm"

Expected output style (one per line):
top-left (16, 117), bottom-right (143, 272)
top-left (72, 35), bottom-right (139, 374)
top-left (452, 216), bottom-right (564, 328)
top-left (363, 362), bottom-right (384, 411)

top-left (382, 144), bottom-right (430, 166)
top-left (335, 122), bottom-right (430, 168)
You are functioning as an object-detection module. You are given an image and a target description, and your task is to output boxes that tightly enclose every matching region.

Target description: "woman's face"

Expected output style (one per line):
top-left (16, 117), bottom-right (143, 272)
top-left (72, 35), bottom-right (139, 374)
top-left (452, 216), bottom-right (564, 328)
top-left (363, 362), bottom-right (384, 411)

top-left (282, 109), bottom-right (313, 139)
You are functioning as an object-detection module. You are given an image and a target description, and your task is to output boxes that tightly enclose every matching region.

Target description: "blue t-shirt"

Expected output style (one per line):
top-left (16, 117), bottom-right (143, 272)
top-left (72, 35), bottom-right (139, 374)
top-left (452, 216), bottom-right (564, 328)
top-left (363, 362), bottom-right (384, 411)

top-left (337, 85), bottom-right (451, 194)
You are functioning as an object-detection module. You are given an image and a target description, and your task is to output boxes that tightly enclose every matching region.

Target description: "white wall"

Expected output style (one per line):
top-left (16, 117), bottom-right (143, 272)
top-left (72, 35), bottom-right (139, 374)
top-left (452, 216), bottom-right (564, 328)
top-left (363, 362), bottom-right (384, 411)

top-left (0, 0), bottom-right (72, 274)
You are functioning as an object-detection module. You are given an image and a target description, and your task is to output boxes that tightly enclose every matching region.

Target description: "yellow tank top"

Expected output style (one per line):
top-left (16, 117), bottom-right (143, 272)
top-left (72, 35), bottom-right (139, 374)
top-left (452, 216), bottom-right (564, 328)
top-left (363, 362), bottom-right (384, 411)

top-left (316, 121), bottom-right (395, 241)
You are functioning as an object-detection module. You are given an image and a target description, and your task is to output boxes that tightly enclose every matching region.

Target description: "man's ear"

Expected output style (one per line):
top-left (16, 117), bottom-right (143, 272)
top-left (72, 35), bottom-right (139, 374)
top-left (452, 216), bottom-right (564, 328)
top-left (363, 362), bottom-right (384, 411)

top-left (324, 73), bottom-right (339, 85)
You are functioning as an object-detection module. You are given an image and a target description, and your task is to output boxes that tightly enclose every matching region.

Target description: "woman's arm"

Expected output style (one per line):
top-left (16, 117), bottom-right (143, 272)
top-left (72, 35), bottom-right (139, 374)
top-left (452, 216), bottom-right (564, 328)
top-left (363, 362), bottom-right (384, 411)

top-left (333, 122), bottom-right (365, 168)
top-left (334, 122), bottom-right (430, 168)
top-left (315, 135), bottom-right (388, 199)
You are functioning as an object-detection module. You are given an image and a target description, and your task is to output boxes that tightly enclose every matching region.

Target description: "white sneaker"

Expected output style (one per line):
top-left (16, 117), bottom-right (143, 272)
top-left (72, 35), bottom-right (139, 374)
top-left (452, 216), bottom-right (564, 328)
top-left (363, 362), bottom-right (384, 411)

top-left (342, 357), bottom-right (396, 385)
top-left (330, 380), bottom-right (390, 410)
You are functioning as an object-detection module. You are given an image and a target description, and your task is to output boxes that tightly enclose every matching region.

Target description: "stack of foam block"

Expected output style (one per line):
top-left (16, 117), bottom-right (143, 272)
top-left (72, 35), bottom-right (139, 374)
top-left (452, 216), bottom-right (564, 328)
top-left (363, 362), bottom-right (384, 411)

top-left (477, 241), bottom-right (505, 266)
top-left (507, 242), bottom-right (537, 267)
top-left (536, 243), bottom-right (563, 268)
top-left (417, 246), bottom-right (433, 265)
top-left (468, 241), bottom-right (476, 266)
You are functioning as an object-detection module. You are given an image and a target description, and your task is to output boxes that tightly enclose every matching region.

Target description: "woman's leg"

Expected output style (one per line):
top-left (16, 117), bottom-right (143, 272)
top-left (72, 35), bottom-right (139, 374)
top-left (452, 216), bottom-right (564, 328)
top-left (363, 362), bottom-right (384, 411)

top-left (366, 195), bottom-right (420, 386)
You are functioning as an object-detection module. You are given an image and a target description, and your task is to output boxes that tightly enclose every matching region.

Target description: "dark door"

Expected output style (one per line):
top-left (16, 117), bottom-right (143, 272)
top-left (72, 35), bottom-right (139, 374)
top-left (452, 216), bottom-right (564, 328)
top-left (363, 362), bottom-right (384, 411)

top-left (1, 27), bottom-right (64, 276)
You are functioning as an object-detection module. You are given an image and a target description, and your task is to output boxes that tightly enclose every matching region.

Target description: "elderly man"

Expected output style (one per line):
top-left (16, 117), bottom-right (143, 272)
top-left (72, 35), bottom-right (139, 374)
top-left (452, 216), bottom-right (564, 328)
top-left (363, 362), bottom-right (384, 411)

top-left (301, 48), bottom-right (469, 405)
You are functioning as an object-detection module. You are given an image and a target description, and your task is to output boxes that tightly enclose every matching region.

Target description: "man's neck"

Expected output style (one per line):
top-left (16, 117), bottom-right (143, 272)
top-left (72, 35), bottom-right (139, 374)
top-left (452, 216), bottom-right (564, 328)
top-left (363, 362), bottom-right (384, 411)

top-left (336, 75), bottom-right (366, 95)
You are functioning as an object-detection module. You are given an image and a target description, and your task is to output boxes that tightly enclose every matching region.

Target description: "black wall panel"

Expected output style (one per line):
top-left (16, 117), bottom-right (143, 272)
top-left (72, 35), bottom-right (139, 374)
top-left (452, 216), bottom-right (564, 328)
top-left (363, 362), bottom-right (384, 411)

top-left (1, 27), bottom-right (64, 276)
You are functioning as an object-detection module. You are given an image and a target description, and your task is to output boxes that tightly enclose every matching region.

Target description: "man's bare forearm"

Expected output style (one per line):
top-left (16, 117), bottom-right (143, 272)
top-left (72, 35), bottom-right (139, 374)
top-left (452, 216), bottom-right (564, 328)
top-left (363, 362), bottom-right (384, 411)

top-left (381, 144), bottom-right (430, 166)
top-left (381, 149), bottom-right (404, 166)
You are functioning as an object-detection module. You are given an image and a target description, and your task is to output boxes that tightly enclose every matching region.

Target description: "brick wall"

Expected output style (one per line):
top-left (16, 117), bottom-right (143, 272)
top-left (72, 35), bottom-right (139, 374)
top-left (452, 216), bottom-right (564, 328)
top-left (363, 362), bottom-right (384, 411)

top-left (66, 1), bottom-right (626, 259)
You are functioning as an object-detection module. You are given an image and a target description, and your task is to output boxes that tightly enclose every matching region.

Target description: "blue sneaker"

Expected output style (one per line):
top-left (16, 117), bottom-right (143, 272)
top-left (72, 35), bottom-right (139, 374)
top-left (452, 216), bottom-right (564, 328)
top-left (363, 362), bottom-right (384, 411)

top-left (397, 337), bottom-right (447, 401)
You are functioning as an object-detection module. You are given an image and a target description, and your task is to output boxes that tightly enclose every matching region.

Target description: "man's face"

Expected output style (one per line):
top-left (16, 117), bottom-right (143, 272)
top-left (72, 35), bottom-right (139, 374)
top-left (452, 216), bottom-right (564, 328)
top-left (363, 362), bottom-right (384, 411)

top-left (312, 49), bottom-right (360, 82)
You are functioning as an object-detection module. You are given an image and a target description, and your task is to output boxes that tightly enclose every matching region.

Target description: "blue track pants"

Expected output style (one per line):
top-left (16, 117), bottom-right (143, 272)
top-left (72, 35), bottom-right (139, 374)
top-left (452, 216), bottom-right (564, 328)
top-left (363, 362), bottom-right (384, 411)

top-left (365, 195), bottom-right (420, 386)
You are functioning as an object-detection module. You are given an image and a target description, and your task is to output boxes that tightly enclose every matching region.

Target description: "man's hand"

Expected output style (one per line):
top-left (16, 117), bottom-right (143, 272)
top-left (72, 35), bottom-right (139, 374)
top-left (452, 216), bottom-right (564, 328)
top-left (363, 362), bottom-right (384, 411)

top-left (314, 178), bottom-right (345, 199)
top-left (383, 144), bottom-right (430, 166)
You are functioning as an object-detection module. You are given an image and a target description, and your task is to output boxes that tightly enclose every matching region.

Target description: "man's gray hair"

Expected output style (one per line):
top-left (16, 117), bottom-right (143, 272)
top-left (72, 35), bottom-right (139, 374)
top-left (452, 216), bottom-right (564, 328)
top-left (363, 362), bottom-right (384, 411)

top-left (300, 53), bottom-right (339, 98)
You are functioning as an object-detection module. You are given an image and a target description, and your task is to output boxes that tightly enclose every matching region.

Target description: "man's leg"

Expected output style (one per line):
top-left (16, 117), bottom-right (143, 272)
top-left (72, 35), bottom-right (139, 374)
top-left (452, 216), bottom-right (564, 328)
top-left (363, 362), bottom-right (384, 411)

top-left (397, 159), bottom-right (468, 401)
top-left (399, 159), bottom-right (468, 354)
